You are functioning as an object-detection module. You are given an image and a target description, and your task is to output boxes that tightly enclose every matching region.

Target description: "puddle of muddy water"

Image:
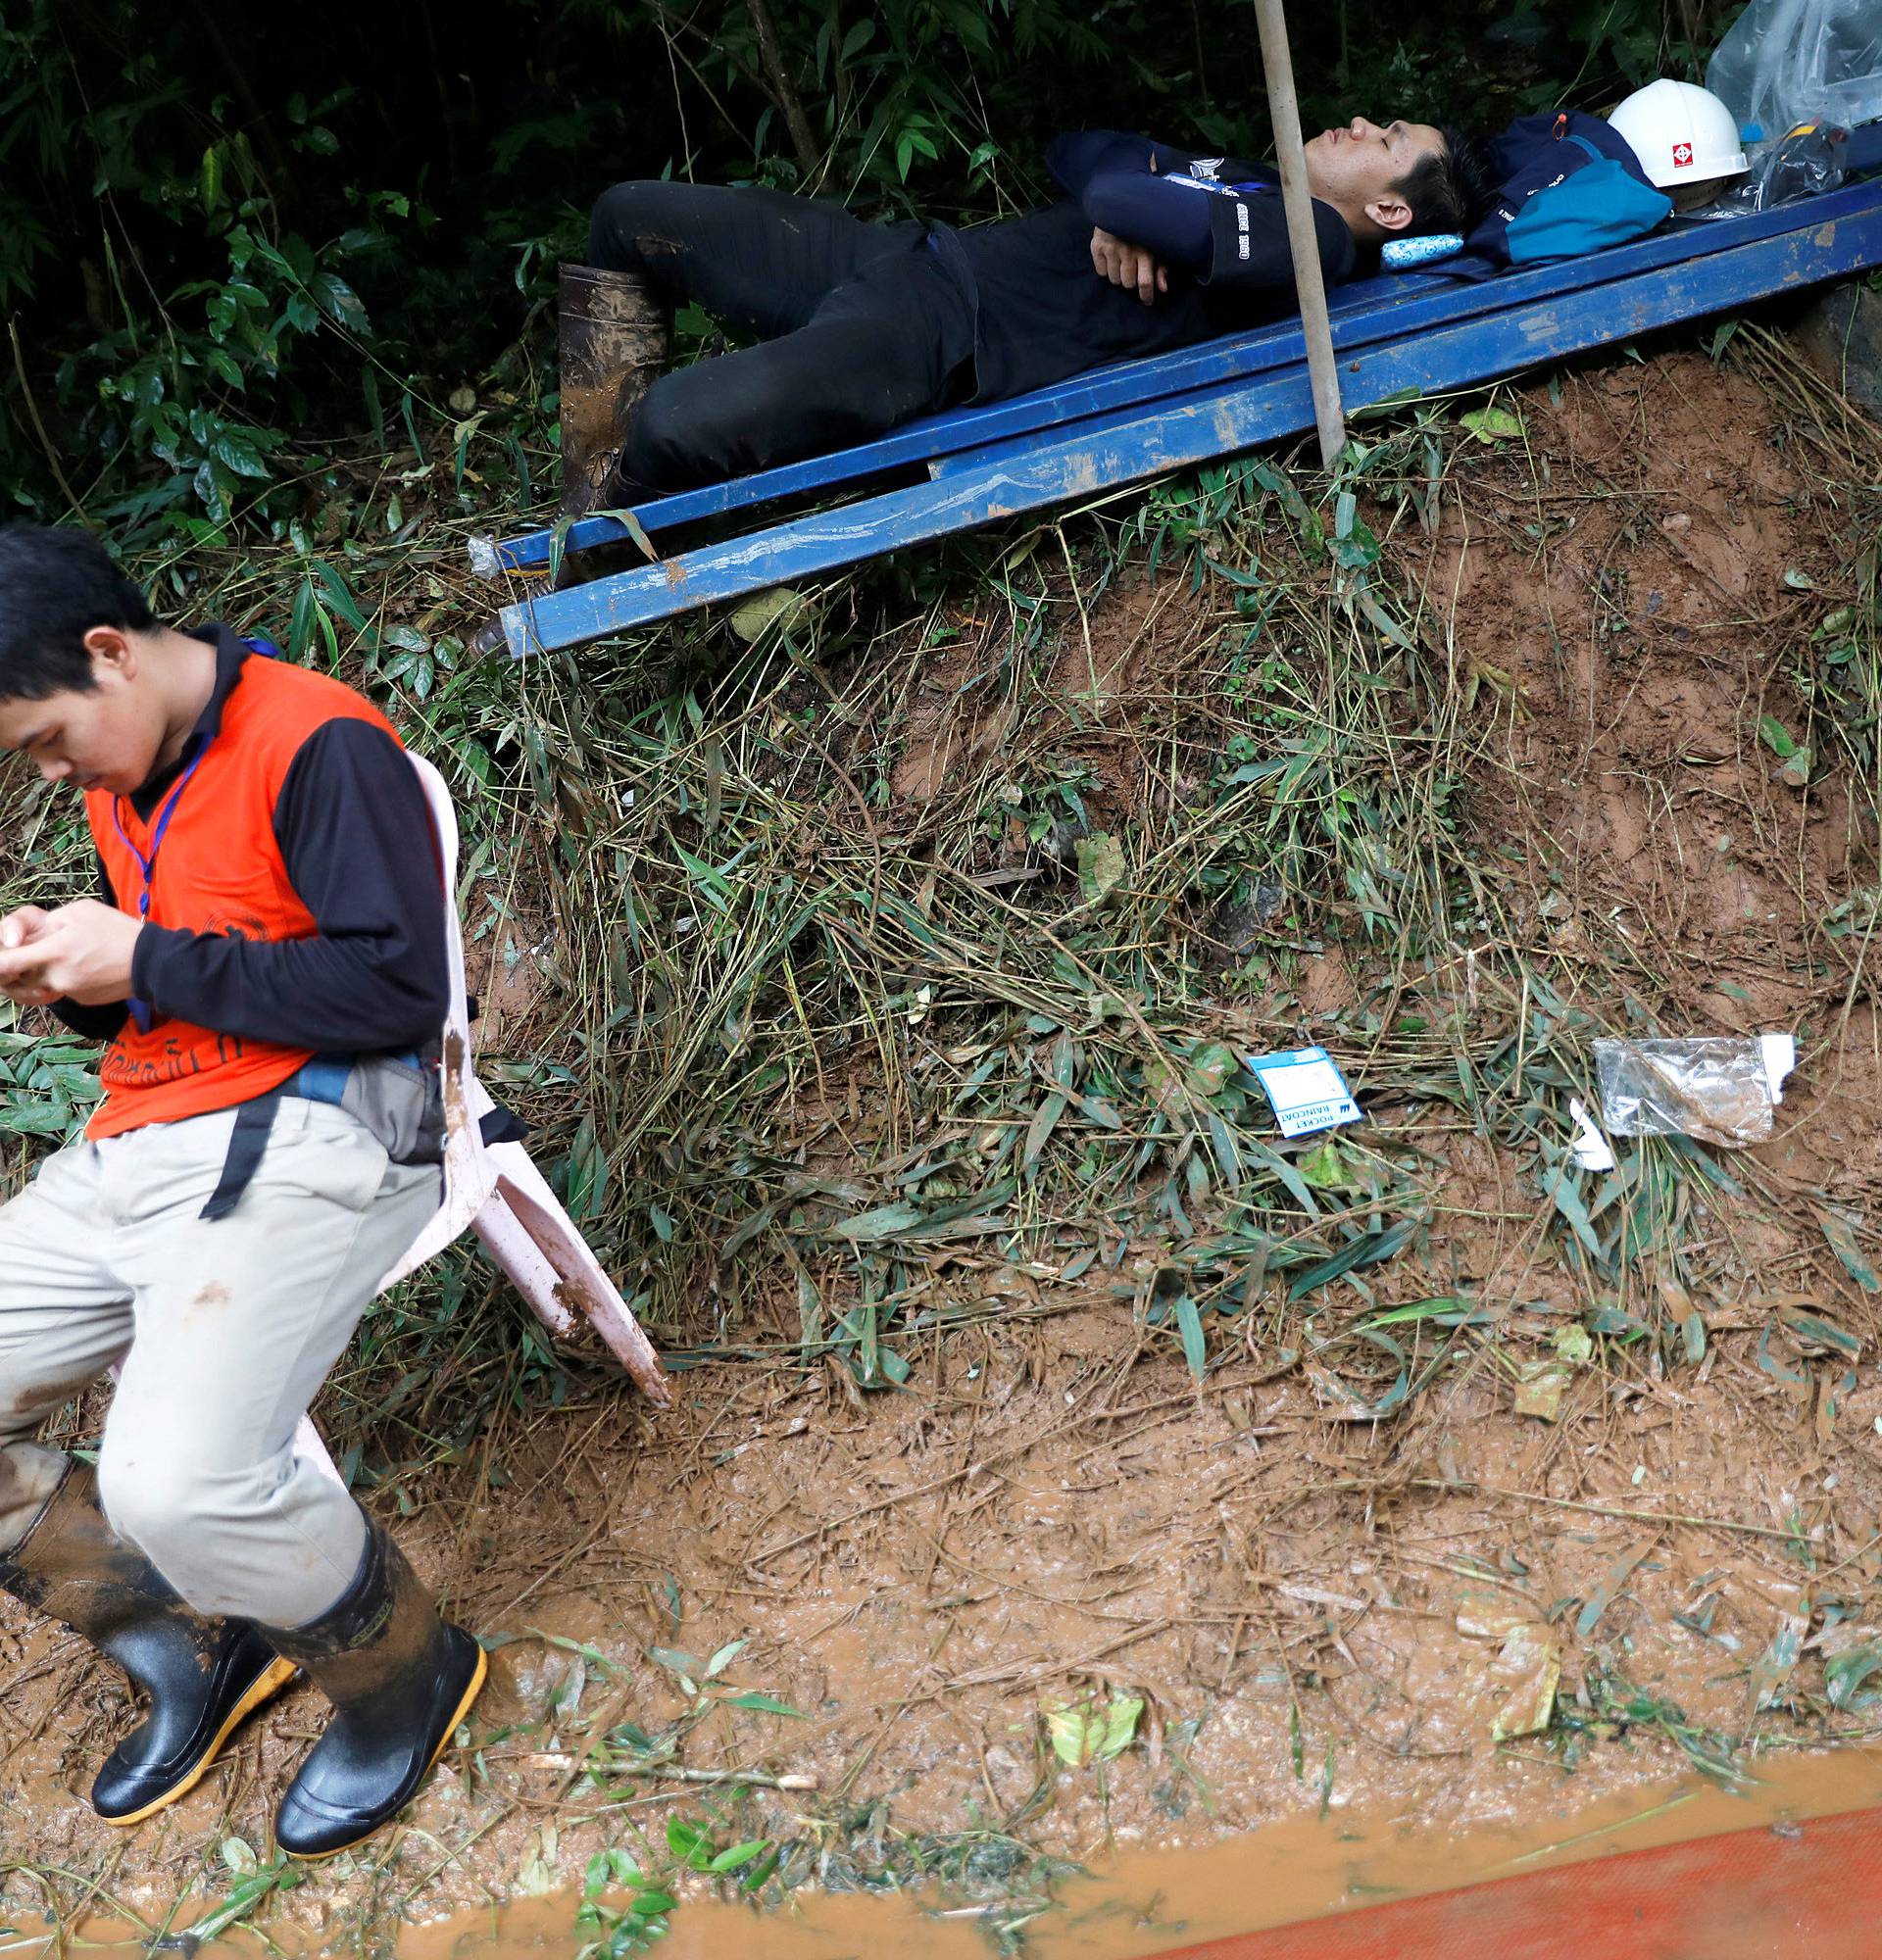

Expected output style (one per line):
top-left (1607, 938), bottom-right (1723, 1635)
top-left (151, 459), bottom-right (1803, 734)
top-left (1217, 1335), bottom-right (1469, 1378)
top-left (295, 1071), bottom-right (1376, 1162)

top-left (450, 1744), bottom-right (1882, 1958)
top-left (49, 1743), bottom-right (1882, 1960)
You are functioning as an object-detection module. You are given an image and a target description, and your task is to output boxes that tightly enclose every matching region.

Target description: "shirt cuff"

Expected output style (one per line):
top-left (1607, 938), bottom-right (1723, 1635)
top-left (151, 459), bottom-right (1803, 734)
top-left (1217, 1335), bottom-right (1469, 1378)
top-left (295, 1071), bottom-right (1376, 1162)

top-left (52, 997), bottom-right (130, 1043)
top-left (129, 921), bottom-right (191, 1014)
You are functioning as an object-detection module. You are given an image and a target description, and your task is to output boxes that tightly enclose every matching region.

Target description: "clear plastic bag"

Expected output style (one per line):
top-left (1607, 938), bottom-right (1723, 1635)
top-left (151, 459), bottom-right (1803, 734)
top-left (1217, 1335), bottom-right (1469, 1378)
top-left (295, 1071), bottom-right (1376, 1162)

top-left (1708, 0), bottom-right (1882, 148)
top-left (1593, 1036), bottom-right (1795, 1149)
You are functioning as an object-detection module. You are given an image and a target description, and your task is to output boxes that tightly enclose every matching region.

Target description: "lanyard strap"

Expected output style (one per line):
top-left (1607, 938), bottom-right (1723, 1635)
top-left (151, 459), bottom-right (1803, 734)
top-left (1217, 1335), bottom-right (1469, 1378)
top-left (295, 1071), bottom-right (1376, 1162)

top-left (111, 742), bottom-right (208, 922)
top-left (112, 740), bottom-right (209, 1036)
top-left (111, 636), bottom-right (273, 912)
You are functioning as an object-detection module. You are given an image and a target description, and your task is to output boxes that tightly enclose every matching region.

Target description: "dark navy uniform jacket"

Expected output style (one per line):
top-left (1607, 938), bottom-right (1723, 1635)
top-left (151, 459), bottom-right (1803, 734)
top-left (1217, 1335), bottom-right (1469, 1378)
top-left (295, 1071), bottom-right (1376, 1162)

top-left (927, 128), bottom-right (1359, 403)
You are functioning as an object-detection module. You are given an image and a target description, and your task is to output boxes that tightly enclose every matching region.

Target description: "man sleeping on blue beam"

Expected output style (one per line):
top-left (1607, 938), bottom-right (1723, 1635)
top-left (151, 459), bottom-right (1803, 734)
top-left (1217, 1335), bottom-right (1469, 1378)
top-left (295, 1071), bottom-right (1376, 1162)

top-left (554, 120), bottom-right (1493, 515)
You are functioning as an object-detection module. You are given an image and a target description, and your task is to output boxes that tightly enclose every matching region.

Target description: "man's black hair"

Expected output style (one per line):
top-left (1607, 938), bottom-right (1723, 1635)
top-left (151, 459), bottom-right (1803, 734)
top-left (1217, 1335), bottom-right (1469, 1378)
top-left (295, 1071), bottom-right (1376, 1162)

top-left (1395, 126), bottom-right (1499, 237)
top-left (0, 523), bottom-right (156, 704)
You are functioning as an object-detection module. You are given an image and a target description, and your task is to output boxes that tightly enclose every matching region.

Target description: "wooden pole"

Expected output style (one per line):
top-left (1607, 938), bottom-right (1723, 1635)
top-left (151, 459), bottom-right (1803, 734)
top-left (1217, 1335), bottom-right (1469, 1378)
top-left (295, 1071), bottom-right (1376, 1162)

top-left (1252, 0), bottom-right (1347, 468)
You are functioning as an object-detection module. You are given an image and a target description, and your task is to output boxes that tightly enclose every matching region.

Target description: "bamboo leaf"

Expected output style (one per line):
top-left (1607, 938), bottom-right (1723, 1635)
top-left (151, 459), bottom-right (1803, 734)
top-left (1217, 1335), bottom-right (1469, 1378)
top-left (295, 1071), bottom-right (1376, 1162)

top-left (705, 1639), bottom-right (748, 1679)
top-left (1819, 1208), bottom-right (1880, 1294)
top-left (1174, 1294), bottom-right (1207, 1378)
top-left (1286, 1219), bottom-right (1416, 1301)
top-left (723, 1691), bottom-right (807, 1717)
top-left (1022, 1091), bottom-right (1069, 1170)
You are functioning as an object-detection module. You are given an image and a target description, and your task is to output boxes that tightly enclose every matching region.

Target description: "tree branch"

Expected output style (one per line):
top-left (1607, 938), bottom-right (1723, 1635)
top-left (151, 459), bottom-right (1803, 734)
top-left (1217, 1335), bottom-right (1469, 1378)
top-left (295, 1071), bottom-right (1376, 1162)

top-left (745, 0), bottom-right (819, 177)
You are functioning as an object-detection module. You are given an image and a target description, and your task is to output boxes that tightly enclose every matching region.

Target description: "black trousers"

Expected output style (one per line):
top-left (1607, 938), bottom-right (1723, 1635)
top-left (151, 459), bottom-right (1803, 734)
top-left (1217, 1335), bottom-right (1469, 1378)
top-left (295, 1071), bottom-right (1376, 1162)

top-left (587, 180), bottom-right (976, 492)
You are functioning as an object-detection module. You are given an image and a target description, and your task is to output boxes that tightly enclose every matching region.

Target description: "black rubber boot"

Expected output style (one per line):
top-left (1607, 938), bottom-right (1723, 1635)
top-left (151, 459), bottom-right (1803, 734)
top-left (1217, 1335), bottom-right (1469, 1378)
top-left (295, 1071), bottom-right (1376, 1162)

top-left (0, 1460), bottom-right (298, 1826)
top-left (557, 263), bottom-right (670, 518)
top-left (259, 1518), bottom-right (487, 1860)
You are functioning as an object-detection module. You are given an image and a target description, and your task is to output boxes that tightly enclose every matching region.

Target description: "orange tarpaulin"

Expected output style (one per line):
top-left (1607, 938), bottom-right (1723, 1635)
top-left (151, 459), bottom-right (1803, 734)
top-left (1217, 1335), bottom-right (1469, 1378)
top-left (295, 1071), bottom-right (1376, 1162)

top-left (1144, 1804), bottom-right (1882, 1960)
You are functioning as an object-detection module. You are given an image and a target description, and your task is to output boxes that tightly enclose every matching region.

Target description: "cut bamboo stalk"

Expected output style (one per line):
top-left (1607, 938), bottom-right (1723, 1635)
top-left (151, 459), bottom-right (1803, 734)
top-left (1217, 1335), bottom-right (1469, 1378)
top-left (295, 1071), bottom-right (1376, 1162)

top-left (1253, 0), bottom-right (1347, 468)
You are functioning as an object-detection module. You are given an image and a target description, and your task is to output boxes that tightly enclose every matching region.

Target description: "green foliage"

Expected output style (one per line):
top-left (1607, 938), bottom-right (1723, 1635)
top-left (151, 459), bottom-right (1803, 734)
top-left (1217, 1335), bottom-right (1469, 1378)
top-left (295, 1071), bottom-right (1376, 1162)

top-left (2, 3), bottom-right (416, 538)
top-left (189, 1843), bottom-right (306, 1945)
top-left (0, 1027), bottom-right (102, 1141)
top-left (573, 1820), bottom-right (774, 1957)
top-left (576, 1847), bottom-right (675, 1958)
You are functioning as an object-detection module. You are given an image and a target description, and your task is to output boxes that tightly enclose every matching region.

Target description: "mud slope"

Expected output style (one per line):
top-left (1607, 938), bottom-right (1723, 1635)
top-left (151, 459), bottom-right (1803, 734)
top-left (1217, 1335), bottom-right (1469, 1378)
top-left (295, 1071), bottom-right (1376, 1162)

top-left (1, 340), bottom-right (1878, 1950)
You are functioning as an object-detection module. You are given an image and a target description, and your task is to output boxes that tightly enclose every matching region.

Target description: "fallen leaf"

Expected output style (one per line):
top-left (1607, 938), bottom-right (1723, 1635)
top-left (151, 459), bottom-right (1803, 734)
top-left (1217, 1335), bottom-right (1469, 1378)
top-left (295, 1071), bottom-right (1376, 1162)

top-left (1298, 1138), bottom-right (1347, 1189)
top-left (1097, 1693), bottom-right (1146, 1761)
top-left (1657, 1279), bottom-right (1707, 1363)
top-left (729, 586), bottom-right (813, 643)
top-left (1554, 1324), bottom-right (1595, 1366)
top-left (1818, 1209), bottom-right (1879, 1294)
top-left (1044, 1691), bottom-right (1144, 1768)
top-left (1491, 1623), bottom-right (1561, 1740)
top-left (1575, 1538), bottom-right (1657, 1640)
top-left (1513, 1357), bottom-right (1570, 1421)
top-left (516, 1823), bottom-right (561, 1895)
top-left (1461, 406), bottom-right (1525, 443)
top-left (1457, 1590), bottom-right (1535, 1642)
top-left (1075, 830), bottom-right (1127, 903)
top-left (1456, 1593), bottom-right (1560, 1740)
top-left (1750, 1604), bottom-right (1809, 1712)
top-left (1758, 713), bottom-right (1799, 760)
top-left (1183, 1041), bottom-right (1239, 1097)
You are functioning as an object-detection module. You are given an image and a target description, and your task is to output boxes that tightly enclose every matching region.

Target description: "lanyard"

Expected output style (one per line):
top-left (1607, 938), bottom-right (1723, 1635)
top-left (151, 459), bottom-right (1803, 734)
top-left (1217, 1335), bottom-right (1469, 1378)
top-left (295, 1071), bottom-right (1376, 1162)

top-left (109, 639), bottom-right (272, 903)
top-left (112, 743), bottom-right (209, 919)
top-left (112, 740), bottom-right (209, 1033)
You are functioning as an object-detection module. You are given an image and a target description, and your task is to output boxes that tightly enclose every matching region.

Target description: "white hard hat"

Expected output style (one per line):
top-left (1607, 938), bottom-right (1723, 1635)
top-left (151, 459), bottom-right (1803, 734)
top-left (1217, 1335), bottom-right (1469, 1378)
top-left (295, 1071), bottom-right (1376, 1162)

top-left (1608, 78), bottom-right (1748, 188)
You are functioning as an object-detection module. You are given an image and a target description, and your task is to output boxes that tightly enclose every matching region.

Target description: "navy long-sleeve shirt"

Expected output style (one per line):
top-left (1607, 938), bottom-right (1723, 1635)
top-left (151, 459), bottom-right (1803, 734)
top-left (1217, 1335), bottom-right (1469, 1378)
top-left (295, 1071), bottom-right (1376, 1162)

top-left (924, 128), bottom-right (1359, 404)
top-left (53, 625), bottom-right (448, 1056)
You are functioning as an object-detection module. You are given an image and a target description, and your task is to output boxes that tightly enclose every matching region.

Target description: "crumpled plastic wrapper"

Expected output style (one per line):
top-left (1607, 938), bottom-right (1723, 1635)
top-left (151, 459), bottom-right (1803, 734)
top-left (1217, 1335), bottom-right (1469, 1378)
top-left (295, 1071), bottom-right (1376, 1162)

top-left (1681, 122), bottom-right (1848, 220)
top-left (1593, 1035), bottom-right (1796, 1149)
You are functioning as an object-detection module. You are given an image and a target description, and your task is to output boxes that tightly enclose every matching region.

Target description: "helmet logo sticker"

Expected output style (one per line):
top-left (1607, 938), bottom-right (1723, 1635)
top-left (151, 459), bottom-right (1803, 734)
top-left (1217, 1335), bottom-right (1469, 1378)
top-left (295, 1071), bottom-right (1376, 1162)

top-left (1671, 141), bottom-right (1694, 168)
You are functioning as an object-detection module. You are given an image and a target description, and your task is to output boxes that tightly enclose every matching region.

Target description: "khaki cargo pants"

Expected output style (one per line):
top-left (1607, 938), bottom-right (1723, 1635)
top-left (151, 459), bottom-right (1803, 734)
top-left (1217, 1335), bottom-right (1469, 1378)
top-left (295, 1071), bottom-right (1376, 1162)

top-left (0, 1099), bottom-right (439, 1627)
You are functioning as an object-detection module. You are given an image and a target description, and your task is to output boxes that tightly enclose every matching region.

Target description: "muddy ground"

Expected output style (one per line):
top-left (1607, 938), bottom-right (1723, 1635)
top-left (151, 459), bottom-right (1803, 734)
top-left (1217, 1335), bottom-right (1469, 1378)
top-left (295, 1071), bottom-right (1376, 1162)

top-left (2, 331), bottom-right (1879, 1952)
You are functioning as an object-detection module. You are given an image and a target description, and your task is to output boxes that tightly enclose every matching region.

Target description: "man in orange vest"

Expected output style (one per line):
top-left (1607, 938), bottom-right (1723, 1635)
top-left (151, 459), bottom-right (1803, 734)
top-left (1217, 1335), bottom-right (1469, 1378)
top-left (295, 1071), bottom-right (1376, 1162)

top-left (0, 523), bottom-right (486, 1856)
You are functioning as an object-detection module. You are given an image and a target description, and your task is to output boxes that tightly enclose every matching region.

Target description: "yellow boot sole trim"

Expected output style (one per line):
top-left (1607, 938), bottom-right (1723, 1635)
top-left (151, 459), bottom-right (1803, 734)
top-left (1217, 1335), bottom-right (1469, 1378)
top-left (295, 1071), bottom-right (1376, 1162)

top-left (285, 1643), bottom-right (490, 1863)
top-left (103, 1654), bottom-right (301, 1830)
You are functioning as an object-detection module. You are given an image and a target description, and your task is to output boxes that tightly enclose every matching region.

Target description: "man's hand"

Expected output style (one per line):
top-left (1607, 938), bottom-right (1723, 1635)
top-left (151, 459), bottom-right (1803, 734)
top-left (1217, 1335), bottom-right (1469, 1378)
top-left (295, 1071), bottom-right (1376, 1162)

top-left (0, 907), bottom-right (54, 1006)
top-left (1090, 227), bottom-right (1168, 306)
top-left (0, 902), bottom-right (142, 1007)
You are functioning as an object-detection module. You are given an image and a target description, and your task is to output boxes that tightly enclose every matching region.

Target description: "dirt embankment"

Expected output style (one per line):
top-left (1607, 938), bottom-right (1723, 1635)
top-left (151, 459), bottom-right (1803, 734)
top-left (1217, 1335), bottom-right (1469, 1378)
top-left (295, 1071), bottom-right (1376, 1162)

top-left (2, 340), bottom-right (1879, 1951)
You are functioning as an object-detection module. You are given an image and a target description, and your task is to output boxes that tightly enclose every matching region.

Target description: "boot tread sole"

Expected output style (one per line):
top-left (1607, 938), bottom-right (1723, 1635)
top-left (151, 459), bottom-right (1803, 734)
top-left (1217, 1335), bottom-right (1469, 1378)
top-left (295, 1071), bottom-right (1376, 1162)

top-left (101, 1654), bottom-right (300, 1829)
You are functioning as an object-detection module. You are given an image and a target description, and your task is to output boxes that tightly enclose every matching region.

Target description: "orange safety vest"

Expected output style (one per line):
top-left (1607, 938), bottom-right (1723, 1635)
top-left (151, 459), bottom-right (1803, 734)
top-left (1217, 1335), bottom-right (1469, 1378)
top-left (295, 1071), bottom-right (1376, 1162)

top-left (84, 653), bottom-right (403, 1140)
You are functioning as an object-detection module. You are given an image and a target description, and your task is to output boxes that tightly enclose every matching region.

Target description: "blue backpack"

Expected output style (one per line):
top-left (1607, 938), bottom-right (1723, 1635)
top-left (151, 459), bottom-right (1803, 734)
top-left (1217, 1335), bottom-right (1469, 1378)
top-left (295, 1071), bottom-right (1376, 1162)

top-left (1446, 111), bottom-right (1672, 280)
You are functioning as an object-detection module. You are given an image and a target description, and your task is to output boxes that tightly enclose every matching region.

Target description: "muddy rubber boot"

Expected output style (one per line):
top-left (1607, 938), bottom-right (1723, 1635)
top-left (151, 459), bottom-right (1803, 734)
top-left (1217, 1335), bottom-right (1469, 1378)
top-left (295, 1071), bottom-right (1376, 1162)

top-left (468, 266), bottom-right (670, 659)
top-left (558, 263), bottom-right (670, 519)
top-left (260, 1519), bottom-right (486, 1860)
top-left (0, 1460), bottom-right (298, 1826)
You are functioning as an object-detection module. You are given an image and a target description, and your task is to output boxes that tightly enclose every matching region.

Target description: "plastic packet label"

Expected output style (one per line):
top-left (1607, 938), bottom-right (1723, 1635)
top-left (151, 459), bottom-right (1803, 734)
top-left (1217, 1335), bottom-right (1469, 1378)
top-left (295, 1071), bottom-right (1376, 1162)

top-left (1593, 1035), bottom-right (1796, 1149)
top-left (1245, 1046), bottom-right (1362, 1138)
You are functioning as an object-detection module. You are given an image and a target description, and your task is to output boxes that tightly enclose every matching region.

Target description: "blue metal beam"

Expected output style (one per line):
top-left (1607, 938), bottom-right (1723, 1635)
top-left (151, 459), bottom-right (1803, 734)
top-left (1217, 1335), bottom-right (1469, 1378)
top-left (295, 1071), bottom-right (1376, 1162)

top-left (476, 181), bottom-right (1882, 577)
top-left (498, 195), bottom-right (1882, 657)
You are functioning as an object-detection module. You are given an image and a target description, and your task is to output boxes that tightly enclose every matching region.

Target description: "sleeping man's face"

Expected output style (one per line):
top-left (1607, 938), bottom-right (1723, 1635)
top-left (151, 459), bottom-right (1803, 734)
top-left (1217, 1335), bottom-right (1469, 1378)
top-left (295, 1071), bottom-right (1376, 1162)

top-left (1304, 117), bottom-right (1448, 238)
